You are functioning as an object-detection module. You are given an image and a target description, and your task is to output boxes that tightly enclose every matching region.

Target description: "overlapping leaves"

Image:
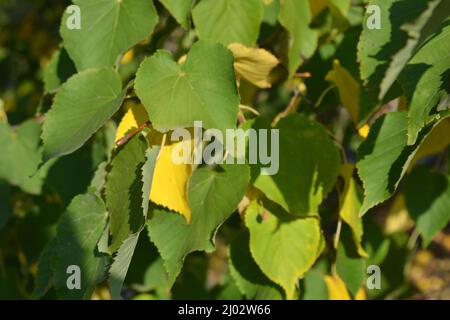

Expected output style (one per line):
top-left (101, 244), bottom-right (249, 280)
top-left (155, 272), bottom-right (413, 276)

top-left (147, 164), bottom-right (249, 284)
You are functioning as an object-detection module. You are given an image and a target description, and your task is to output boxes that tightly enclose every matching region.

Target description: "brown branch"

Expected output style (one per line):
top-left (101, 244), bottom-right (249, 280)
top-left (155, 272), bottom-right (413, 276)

top-left (115, 122), bottom-right (149, 147)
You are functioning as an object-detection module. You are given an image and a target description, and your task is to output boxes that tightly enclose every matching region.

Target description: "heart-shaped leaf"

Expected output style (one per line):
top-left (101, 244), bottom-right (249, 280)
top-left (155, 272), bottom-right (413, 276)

top-left (135, 41), bottom-right (240, 134)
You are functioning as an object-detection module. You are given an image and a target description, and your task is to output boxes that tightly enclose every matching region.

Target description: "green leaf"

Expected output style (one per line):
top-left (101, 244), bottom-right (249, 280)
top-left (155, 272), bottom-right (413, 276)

top-left (335, 226), bottom-right (366, 296)
top-left (326, 59), bottom-right (361, 122)
top-left (52, 193), bottom-right (109, 299)
top-left (106, 144), bottom-right (159, 297)
top-left (125, 231), bottom-right (170, 298)
top-left (60, 0), bottom-right (158, 70)
top-left (43, 47), bottom-right (76, 93)
top-left (45, 146), bottom-right (94, 206)
top-left (109, 232), bottom-right (140, 300)
top-left (0, 269), bottom-right (25, 299)
top-left (147, 164), bottom-right (249, 284)
top-left (301, 268), bottom-right (329, 300)
top-left (357, 112), bottom-right (411, 216)
top-left (254, 114), bottom-right (340, 216)
top-left (142, 147), bottom-right (160, 219)
top-left (400, 18), bottom-right (450, 145)
top-left (358, 0), bottom-right (448, 101)
top-left (89, 161), bottom-right (108, 195)
top-left (42, 68), bottom-right (125, 161)
top-left (278, 0), bottom-right (318, 77)
top-left (338, 164), bottom-right (367, 257)
top-left (135, 41), bottom-right (240, 133)
top-left (0, 120), bottom-right (50, 194)
top-left (357, 111), bottom-right (450, 216)
top-left (105, 135), bottom-right (148, 252)
top-left (192, 0), bottom-right (264, 46)
top-left (245, 201), bottom-right (322, 299)
top-left (171, 255), bottom-right (209, 299)
top-left (160, 0), bottom-right (194, 28)
top-left (381, 0), bottom-right (448, 100)
top-left (405, 166), bottom-right (450, 246)
top-left (229, 231), bottom-right (284, 300)
top-left (0, 181), bottom-right (11, 229)
top-left (32, 239), bottom-right (58, 299)
top-left (356, 111), bottom-right (437, 216)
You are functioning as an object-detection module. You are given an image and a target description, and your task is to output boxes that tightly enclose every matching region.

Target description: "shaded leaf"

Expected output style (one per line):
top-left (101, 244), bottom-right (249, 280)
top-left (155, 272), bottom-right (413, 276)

top-left (356, 111), bottom-right (448, 215)
top-left (228, 231), bottom-right (283, 300)
top-left (326, 59), bottom-right (360, 122)
top-left (254, 114), bottom-right (340, 216)
top-left (338, 164), bottom-right (367, 257)
top-left (301, 265), bottom-right (329, 300)
top-left (109, 232), bottom-right (140, 300)
top-left (42, 68), bottom-right (125, 161)
top-left (400, 18), bottom-right (450, 144)
top-left (32, 239), bottom-right (58, 299)
top-left (335, 226), bottom-right (366, 296)
top-left (0, 120), bottom-right (50, 194)
top-left (409, 118), bottom-right (450, 168)
top-left (358, 0), bottom-right (448, 101)
top-left (160, 0), bottom-right (194, 28)
top-left (106, 134), bottom-right (147, 252)
top-left (405, 166), bottom-right (450, 246)
top-left (52, 193), bottom-right (109, 299)
top-left (43, 47), bottom-right (76, 93)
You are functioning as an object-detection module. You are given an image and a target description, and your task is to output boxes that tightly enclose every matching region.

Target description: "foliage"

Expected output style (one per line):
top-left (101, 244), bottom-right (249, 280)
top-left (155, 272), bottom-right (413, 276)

top-left (0, 0), bottom-right (449, 300)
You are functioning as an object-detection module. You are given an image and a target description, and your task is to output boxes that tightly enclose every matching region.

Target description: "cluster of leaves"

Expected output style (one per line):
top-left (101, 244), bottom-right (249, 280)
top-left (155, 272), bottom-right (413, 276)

top-left (0, 0), bottom-right (449, 300)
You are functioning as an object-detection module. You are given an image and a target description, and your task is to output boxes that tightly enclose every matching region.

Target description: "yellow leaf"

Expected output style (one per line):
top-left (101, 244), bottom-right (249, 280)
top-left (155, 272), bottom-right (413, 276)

top-left (150, 141), bottom-right (192, 222)
top-left (358, 124), bottom-right (370, 139)
top-left (115, 102), bottom-right (149, 141)
top-left (408, 118), bottom-right (450, 171)
top-left (228, 43), bottom-right (279, 88)
top-left (120, 49), bottom-right (134, 65)
top-left (115, 104), bottom-right (192, 222)
top-left (384, 194), bottom-right (412, 235)
top-left (324, 274), bottom-right (351, 300)
top-left (309, 0), bottom-right (328, 18)
top-left (326, 59), bottom-right (360, 122)
top-left (177, 54), bottom-right (187, 64)
top-left (338, 164), bottom-right (368, 257)
top-left (355, 287), bottom-right (367, 300)
top-left (398, 95), bottom-right (408, 111)
top-left (0, 99), bottom-right (7, 123)
top-left (262, 0), bottom-right (274, 5)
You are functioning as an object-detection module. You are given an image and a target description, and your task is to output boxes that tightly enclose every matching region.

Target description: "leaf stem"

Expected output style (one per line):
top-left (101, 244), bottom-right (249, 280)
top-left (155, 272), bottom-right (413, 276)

top-left (239, 104), bottom-right (260, 116)
top-left (334, 219), bottom-right (343, 250)
top-left (115, 122), bottom-right (149, 147)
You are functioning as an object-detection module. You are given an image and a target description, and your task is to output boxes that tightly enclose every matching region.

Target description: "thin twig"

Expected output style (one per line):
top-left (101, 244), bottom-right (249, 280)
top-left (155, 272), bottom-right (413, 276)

top-left (115, 122), bottom-right (149, 147)
top-left (0, 101), bottom-right (7, 124)
top-left (315, 85), bottom-right (336, 108)
top-left (273, 89), bottom-right (301, 125)
top-left (237, 110), bottom-right (246, 125)
top-left (239, 104), bottom-right (260, 116)
top-left (334, 219), bottom-right (343, 250)
top-left (295, 72), bottom-right (312, 78)
top-left (157, 133), bottom-right (167, 160)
